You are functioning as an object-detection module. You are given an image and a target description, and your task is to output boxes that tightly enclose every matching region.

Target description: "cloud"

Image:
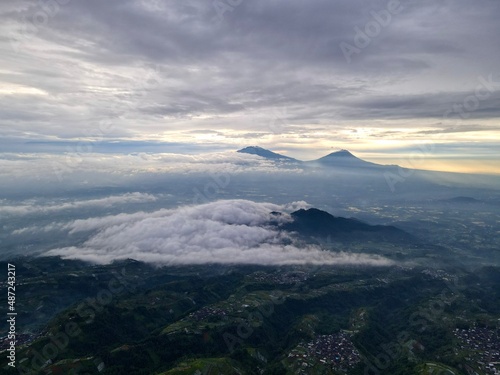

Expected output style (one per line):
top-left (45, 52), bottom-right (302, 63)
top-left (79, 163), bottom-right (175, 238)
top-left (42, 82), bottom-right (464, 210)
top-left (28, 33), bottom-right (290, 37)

top-left (415, 125), bottom-right (500, 135)
top-left (0, 150), bottom-right (310, 198)
top-left (0, 0), bottom-right (499, 162)
top-left (1, 192), bottom-right (158, 216)
top-left (43, 200), bottom-right (394, 267)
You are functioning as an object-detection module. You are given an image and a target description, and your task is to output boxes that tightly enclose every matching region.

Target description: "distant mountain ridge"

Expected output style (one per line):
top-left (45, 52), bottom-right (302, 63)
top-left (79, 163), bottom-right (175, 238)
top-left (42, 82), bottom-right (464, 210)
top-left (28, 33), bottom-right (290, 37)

top-left (440, 196), bottom-right (481, 204)
top-left (279, 207), bottom-right (411, 243)
top-left (237, 146), bottom-right (386, 168)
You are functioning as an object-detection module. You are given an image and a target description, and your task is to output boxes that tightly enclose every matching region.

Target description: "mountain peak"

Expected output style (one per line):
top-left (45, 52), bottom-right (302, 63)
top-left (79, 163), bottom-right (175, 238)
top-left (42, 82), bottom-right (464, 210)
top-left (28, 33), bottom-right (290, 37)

top-left (309, 149), bottom-right (383, 168)
top-left (237, 146), bottom-right (297, 161)
top-left (237, 147), bottom-right (389, 169)
top-left (242, 146), bottom-right (265, 151)
top-left (324, 149), bottom-right (356, 158)
top-left (282, 207), bottom-right (409, 240)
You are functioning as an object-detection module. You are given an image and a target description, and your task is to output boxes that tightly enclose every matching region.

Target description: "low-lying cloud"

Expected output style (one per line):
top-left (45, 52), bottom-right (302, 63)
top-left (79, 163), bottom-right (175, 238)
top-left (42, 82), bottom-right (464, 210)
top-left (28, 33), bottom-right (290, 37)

top-left (44, 200), bottom-right (394, 267)
top-left (0, 192), bottom-right (158, 216)
top-left (0, 151), bottom-right (303, 197)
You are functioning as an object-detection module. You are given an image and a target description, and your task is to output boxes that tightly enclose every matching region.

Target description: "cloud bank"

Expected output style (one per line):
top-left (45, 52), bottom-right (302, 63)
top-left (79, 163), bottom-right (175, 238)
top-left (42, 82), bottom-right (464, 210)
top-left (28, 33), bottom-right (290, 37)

top-left (43, 200), bottom-right (393, 267)
top-left (0, 192), bottom-right (158, 216)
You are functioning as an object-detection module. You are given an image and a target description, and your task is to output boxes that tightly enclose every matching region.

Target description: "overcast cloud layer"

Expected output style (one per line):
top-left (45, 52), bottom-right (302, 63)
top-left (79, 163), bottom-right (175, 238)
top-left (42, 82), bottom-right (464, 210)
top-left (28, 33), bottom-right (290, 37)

top-left (1, 0), bottom-right (499, 173)
top-left (39, 199), bottom-right (394, 266)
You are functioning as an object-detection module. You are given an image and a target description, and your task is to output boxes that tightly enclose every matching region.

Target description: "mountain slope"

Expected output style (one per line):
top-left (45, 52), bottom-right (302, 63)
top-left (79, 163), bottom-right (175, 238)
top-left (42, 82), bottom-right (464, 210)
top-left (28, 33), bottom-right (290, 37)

top-left (307, 149), bottom-right (382, 168)
top-left (237, 146), bottom-right (392, 169)
top-left (280, 208), bottom-right (411, 242)
top-left (237, 146), bottom-right (298, 161)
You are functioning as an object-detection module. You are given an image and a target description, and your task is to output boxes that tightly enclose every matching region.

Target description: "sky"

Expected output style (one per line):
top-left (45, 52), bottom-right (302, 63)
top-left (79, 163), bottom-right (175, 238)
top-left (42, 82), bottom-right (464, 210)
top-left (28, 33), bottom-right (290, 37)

top-left (1, 0), bottom-right (500, 174)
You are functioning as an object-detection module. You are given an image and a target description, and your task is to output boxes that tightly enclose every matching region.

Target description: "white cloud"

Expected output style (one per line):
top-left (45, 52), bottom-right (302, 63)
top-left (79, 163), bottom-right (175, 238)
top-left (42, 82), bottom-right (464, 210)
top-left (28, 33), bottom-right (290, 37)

top-left (0, 151), bottom-right (285, 178)
top-left (43, 199), bottom-right (394, 267)
top-left (0, 151), bottom-right (306, 197)
top-left (1, 192), bottom-right (158, 216)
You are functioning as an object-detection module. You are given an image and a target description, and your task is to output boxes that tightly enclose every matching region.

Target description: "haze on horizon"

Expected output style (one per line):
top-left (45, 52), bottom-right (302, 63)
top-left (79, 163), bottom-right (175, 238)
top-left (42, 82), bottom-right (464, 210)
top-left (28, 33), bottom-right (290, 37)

top-left (1, 0), bottom-right (500, 174)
